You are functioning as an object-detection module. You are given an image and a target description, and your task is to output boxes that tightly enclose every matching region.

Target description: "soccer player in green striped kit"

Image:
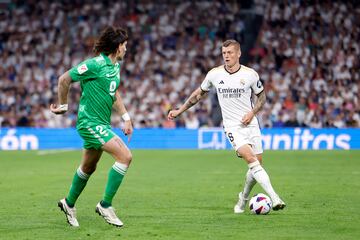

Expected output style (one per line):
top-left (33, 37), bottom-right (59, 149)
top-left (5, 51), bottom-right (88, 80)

top-left (50, 26), bottom-right (132, 227)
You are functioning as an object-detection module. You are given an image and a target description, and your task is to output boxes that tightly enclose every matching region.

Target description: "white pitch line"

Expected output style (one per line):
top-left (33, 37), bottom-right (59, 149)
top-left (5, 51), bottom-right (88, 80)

top-left (37, 149), bottom-right (78, 155)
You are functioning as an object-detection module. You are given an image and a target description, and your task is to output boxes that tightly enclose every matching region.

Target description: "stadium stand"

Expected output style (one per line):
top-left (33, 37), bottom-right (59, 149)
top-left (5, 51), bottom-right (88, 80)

top-left (0, 0), bottom-right (359, 128)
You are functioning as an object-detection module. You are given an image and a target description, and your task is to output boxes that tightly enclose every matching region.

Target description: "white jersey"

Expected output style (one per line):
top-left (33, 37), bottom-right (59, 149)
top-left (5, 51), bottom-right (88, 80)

top-left (200, 65), bottom-right (264, 128)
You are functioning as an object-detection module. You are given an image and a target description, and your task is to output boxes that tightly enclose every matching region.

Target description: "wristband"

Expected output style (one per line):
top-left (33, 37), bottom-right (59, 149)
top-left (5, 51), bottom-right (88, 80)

top-left (122, 112), bottom-right (131, 121)
top-left (58, 104), bottom-right (68, 111)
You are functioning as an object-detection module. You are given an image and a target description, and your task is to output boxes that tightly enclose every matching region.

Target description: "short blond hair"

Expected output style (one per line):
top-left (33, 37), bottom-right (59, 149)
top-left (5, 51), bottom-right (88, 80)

top-left (222, 39), bottom-right (241, 51)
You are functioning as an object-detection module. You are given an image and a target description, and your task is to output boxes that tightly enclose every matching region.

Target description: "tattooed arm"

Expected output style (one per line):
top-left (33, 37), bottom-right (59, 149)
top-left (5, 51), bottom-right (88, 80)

top-left (168, 87), bottom-right (208, 120)
top-left (241, 90), bottom-right (266, 125)
top-left (252, 90), bottom-right (266, 115)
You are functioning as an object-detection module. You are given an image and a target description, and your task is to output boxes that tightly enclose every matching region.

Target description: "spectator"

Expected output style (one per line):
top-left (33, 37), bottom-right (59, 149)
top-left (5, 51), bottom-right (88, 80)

top-left (333, 114), bottom-right (346, 128)
top-left (308, 114), bottom-right (323, 129)
top-left (185, 111), bottom-right (200, 129)
top-left (0, 1), bottom-right (358, 129)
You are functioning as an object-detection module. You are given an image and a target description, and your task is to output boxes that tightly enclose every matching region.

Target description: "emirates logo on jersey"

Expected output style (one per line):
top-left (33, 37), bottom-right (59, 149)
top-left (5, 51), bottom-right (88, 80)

top-left (218, 88), bottom-right (245, 94)
top-left (218, 87), bottom-right (245, 99)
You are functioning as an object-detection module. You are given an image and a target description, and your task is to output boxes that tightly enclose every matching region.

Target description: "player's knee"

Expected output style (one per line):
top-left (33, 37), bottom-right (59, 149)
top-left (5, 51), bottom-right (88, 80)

top-left (239, 151), bottom-right (257, 163)
top-left (237, 145), bottom-right (258, 163)
top-left (245, 155), bottom-right (257, 163)
top-left (115, 150), bottom-right (132, 165)
top-left (81, 164), bottom-right (97, 175)
top-left (124, 151), bottom-right (133, 165)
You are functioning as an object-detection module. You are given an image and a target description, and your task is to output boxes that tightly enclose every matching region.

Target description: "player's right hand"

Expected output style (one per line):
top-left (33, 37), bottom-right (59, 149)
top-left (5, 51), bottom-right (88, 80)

top-left (241, 111), bottom-right (255, 126)
top-left (50, 104), bottom-right (68, 115)
top-left (167, 109), bottom-right (181, 120)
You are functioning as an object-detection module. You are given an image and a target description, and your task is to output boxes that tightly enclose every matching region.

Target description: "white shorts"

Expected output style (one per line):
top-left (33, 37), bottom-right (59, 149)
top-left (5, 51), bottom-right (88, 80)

top-left (224, 125), bottom-right (263, 155)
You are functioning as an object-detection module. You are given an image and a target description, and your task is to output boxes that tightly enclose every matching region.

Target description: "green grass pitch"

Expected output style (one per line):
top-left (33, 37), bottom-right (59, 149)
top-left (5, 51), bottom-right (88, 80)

top-left (0, 150), bottom-right (359, 240)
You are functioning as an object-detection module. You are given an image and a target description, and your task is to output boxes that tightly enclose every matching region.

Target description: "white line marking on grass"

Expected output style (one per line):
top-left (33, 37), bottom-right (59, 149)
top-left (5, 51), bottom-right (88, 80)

top-left (37, 149), bottom-right (78, 155)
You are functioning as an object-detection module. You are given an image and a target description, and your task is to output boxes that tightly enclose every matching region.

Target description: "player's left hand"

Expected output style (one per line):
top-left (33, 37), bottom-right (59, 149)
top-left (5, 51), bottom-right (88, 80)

top-left (241, 111), bottom-right (255, 126)
top-left (50, 104), bottom-right (68, 115)
top-left (123, 120), bottom-right (133, 142)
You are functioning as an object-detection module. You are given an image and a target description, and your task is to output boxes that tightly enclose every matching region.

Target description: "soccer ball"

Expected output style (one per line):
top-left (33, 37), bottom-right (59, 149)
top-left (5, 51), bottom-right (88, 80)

top-left (249, 193), bottom-right (272, 215)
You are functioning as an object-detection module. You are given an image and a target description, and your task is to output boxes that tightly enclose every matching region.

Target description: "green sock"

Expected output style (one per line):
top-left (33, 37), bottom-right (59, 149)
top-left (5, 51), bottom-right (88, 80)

top-left (102, 162), bottom-right (128, 207)
top-left (66, 167), bottom-right (90, 207)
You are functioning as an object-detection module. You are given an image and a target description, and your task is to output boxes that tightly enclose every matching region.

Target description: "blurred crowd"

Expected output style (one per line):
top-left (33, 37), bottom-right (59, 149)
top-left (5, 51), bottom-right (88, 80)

top-left (0, 0), bottom-right (359, 129)
top-left (251, 0), bottom-right (360, 128)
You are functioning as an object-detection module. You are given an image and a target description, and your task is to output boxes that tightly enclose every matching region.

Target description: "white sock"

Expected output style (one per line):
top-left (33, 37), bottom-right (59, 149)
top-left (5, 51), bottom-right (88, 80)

top-left (242, 169), bottom-right (256, 199)
top-left (248, 161), bottom-right (278, 201)
top-left (113, 162), bottom-right (128, 175)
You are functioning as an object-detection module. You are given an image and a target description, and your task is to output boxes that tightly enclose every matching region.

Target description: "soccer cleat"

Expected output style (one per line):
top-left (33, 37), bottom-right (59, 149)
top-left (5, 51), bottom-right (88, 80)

top-left (58, 198), bottom-right (79, 227)
top-left (272, 196), bottom-right (286, 211)
top-left (95, 202), bottom-right (124, 227)
top-left (234, 192), bottom-right (249, 213)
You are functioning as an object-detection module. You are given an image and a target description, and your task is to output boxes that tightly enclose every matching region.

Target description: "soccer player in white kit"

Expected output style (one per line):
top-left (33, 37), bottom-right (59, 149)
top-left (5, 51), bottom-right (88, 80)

top-left (168, 39), bottom-right (286, 213)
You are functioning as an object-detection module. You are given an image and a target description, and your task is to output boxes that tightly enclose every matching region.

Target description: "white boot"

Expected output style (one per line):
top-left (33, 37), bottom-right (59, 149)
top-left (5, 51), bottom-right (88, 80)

top-left (58, 198), bottom-right (79, 227)
top-left (234, 192), bottom-right (249, 214)
top-left (95, 202), bottom-right (124, 227)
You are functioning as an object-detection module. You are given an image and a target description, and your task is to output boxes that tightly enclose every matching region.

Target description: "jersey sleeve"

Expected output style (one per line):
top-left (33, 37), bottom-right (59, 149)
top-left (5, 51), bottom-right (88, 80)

top-left (250, 70), bottom-right (264, 95)
top-left (200, 70), bottom-right (214, 92)
top-left (69, 59), bottom-right (98, 82)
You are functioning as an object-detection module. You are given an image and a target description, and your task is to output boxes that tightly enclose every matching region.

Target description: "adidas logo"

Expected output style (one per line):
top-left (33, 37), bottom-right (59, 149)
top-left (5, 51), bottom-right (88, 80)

top-left (219, 80), bottom-right (224, 84)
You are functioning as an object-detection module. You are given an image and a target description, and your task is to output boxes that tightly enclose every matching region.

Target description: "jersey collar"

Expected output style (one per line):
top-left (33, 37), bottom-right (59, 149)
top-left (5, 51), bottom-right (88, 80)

top-left (100, 53), bottom-right (115, 66)
top-left (224, 64), bottom-right (241, 75)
